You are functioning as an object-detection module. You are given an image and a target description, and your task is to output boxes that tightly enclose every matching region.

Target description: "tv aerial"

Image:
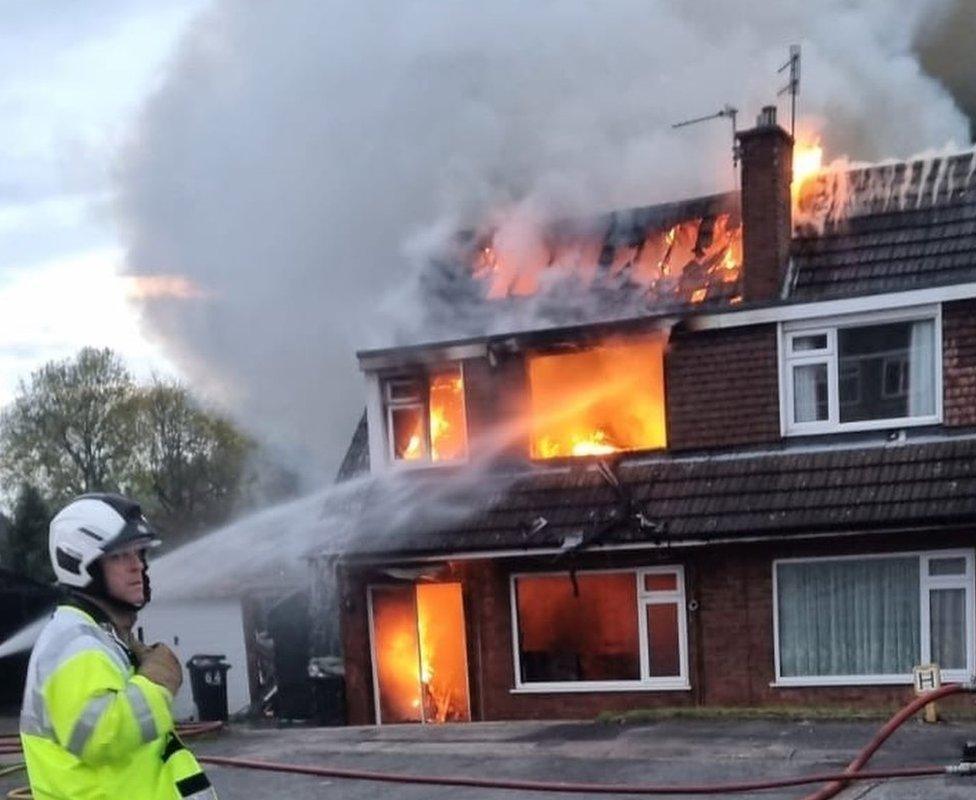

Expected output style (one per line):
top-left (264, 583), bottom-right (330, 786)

top-left (778, 44), bottom-right (801, 138)
top-left (672, 103), bottom-right (740, 179)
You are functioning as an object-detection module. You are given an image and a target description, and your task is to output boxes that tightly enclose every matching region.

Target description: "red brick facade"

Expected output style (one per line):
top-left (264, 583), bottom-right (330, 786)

top-left (339, 531), bottom-right (974, 724)
top-left (943, 298), bottom-right (976, 427)
top-left (665, 324), bottom-right (781, 451)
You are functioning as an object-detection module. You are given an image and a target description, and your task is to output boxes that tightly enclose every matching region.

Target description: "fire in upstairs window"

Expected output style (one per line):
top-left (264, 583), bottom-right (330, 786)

top-left (385, 366), bottom-right (467, 464)
top-left (527, 338), bottom-right (667, 459)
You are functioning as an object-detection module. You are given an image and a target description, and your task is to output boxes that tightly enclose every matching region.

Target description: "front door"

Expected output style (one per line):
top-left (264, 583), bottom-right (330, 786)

top-left (368, 582), bottom-right (472, 724)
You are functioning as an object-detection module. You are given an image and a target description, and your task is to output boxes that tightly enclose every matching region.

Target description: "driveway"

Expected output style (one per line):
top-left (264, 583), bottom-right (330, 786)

top-left (2, 717), bottom-right (974, 798)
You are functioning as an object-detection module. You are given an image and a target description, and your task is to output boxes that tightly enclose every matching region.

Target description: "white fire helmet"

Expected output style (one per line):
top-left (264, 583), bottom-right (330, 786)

top-left (49, 493), bottom-right (162, 588)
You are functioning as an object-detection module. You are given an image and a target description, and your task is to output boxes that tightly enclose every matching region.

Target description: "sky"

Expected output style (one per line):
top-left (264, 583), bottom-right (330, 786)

top-left (0, 0), bottom-right (205, 405)
top-left (2, 1), bottom-right (974, 482)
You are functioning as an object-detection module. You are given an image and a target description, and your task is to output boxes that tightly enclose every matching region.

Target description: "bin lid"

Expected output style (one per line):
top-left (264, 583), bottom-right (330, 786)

top-left (186, 653), bottom-right (229, 668)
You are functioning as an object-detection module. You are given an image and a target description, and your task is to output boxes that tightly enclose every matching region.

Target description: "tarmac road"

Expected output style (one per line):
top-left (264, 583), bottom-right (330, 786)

top-left (2, 717), bottom-right (974, 798)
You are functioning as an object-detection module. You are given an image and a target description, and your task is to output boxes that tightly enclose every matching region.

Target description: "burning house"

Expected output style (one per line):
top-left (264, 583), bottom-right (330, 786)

top-left (320, 106), bottom-right (976, 724)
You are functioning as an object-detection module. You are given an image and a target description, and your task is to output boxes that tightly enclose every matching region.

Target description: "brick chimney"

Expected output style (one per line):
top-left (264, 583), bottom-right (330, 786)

top-left (735, 105), bottom-right (793, 302)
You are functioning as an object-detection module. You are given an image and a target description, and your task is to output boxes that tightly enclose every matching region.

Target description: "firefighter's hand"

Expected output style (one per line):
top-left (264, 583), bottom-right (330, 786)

top-left (137, 643), bottom-right (183, 696)
top-left (130, 638), bottom-right (153, 663)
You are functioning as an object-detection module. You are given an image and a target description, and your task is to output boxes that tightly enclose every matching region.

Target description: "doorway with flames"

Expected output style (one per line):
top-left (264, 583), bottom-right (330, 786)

top-left (367, 582), bottom-right (472, 724)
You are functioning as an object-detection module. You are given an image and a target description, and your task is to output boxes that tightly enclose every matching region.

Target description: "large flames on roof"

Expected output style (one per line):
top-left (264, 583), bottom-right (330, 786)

top-left (472, 210), bottom-right (743, 308)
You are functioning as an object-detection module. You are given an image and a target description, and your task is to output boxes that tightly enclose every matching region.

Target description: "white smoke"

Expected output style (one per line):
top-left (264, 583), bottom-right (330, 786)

top-left (114, 0), bottom-right (973, 476)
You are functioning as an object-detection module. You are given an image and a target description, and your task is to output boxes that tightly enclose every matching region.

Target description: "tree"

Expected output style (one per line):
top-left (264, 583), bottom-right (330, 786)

top-left (0, 348), bottom-right (137, 504)
top-left (0, 484), bottom-right (53, 583)
top-left (0, 349), bottom-right (259, 548)
top-left (132, 379), bottom-right (253, 543)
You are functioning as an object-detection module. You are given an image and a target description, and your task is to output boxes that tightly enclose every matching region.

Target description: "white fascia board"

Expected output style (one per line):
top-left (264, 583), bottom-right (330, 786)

top-left (358, 342), bottom-right (488, 372)
top-left (691, 283), bottom-right (976, 331)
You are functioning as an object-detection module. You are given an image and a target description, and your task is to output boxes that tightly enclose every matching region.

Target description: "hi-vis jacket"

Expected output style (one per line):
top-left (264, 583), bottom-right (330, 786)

top-left (19, 598), bottom-right (216, 800)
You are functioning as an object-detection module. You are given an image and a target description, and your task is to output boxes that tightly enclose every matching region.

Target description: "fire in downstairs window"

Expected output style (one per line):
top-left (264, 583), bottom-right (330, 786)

top-left (527, 338), bottom-right (667, 459)
top-left (370, 583), bottom-right (471, 724)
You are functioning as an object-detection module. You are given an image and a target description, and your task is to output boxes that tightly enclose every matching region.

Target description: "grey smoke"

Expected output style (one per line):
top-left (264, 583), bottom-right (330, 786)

top-left (115, 0), bottom-right (975, 477)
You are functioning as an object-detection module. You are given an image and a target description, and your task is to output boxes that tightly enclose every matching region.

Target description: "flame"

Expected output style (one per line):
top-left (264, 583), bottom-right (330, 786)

top-left (371, 584), bottom-right (471, 724)
top-left (429, 371), bottom-right (466, 461)
top-left (528, 340), bottom-right (667, 459)
top-left (690, 288), bottom-right (707, 304)
top-left (402, 433), bottom-right (423, 460)
top-left (793, 139), bottom-right (824, 195)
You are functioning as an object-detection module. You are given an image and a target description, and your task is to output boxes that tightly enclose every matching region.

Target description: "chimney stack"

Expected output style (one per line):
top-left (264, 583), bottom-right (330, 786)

top-left (736, 105), bottom-right (793, 302)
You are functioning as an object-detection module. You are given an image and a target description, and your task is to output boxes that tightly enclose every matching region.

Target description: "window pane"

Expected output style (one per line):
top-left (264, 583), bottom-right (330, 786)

top-left (388, 379), bottom-right (422, 402)
top-left (837, 320), bottom-right (934, 422)
top-left (429, 368), bottom-right (467, 462)
top-left (793, 363), bottom-right (828, 422)
top-left (528, 340), bottom-right (667, 458)
top-left (792, 334), bottom-right (827, 352)
top-left (515, 573), bottom-right (639, 682)
top-left (391, 406), bottom-right (426, 460)
top-left (371, 586), bottom-right (422, 723)
top-left (644, 573), bottom-right (677, 592)
top-left (928, 557), bottom-right (967, 576)
top-left (777, 558), bottom-right (919, 677)
top-left (646, 603), bottom-right (681, 677)
top-left (930, 589), bottom-right (966, 670)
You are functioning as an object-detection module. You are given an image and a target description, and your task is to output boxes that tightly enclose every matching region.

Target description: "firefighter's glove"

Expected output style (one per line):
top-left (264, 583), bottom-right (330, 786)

top-left (137, 643), bottom-right (183, 696)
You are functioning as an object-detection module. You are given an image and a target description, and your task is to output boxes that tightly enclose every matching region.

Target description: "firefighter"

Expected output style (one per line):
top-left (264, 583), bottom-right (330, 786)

top-left (19, 493), bottom-right (217, 799)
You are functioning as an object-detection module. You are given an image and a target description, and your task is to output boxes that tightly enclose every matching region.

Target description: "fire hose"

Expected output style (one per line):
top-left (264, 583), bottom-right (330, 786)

top-left (1, 684), bottom-right (973, 798)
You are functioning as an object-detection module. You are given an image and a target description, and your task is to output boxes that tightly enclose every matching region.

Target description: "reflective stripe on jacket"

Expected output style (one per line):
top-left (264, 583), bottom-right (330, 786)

top-left (19, 603), bottom-right (216, 800)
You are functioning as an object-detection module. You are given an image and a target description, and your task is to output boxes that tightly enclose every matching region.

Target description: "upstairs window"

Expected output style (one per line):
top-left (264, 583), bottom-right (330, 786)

top-left (781, 308), bottom-right (941, 435)
top-left (527, 338), bottom-right (667, 459)
top-left (385, 365), bottom-right (467, 464)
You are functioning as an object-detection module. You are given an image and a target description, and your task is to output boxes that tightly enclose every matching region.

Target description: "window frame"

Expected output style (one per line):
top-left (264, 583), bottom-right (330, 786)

top-left (509, 566), bottom-right (690, 693)
top-left (382, 362), bottom-right (469, 469)
top-left (771, 548), bottom-right (975, 687)
top-left (778, 305), bottom-right (943, 436)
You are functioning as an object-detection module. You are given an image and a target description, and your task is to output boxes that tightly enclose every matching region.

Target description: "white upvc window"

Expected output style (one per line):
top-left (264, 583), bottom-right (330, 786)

top-left (779, 306), bottom-right (942, 435)
top-left (509, 566), bottom-right (690, 693)
top-left (772, 549), bottom-right (975, 687)
top-left (382, 364), bottom-right (468, 467)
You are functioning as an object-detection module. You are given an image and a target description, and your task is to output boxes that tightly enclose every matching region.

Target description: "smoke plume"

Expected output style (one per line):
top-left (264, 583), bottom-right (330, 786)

top-left (115, 0), bottom-right (975, 476)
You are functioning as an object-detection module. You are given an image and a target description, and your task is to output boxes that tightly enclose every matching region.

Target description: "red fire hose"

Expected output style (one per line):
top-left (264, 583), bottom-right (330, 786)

top-left (1, 685), bottom-right (973, 797)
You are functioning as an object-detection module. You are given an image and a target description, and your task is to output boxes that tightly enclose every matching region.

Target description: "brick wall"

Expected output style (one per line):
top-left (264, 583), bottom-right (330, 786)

top-left (461, 354), bottom-right (530, 464)
top-left (943, 299), bottom-right (976, 427)
top-left (338, 530), bottom-right (974, 723)
top-left (666, 324), bottom-right (781, 450)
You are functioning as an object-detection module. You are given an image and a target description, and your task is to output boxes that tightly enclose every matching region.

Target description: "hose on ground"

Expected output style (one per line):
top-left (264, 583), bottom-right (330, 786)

top-left (1, 685), bottom-right (973, 797)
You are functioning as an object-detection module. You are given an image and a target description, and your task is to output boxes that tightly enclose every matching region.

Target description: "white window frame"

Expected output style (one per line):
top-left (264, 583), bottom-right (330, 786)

top-left (772, 548), bottom-right (975, 687)
top-left (779, 305), bottom-right (943, 436)
top-left (509, 566), bottom-right (690, 693)
top-left (382, 363), bottom-right (469, 469)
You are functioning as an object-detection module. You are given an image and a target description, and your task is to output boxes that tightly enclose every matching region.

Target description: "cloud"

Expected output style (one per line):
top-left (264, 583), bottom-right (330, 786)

top-left (115, 0), bottom-right (974, 478)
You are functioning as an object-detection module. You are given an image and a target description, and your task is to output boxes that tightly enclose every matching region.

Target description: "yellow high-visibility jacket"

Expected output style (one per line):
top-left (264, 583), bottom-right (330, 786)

top-left (19, 598), bottom-right (216, 800)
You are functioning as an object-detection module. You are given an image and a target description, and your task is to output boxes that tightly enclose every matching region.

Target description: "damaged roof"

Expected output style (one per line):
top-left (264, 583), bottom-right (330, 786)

top-left (329, 433), bottom-right (976, 559)
top-left (790, 152), bottom-right (976, 300)
top-left (418, 150), bottom-right (976, 338)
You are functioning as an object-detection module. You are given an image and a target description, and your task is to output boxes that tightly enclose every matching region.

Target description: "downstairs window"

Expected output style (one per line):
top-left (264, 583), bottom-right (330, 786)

top-left (511, 567), bottom-right (689, 691)
top-left (774, 550), bottom-right (974, 685)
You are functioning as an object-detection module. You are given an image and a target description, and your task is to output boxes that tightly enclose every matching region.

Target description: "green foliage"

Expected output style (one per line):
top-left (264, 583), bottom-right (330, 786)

top-left (131, 379), bottom-right (254, 545)
top-left (1, 484), bottom-right (54, 583)
top-left (0, 348), bottom-right (257, 552)
top-left (0, 347), bottom-right (137, 503)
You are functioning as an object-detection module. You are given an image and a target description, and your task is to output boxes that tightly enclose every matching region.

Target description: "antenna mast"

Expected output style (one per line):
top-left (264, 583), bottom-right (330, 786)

top-left (778, 44), bottom-right (801, 138)
top-left (671, 103), bottom-right (740, 181)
